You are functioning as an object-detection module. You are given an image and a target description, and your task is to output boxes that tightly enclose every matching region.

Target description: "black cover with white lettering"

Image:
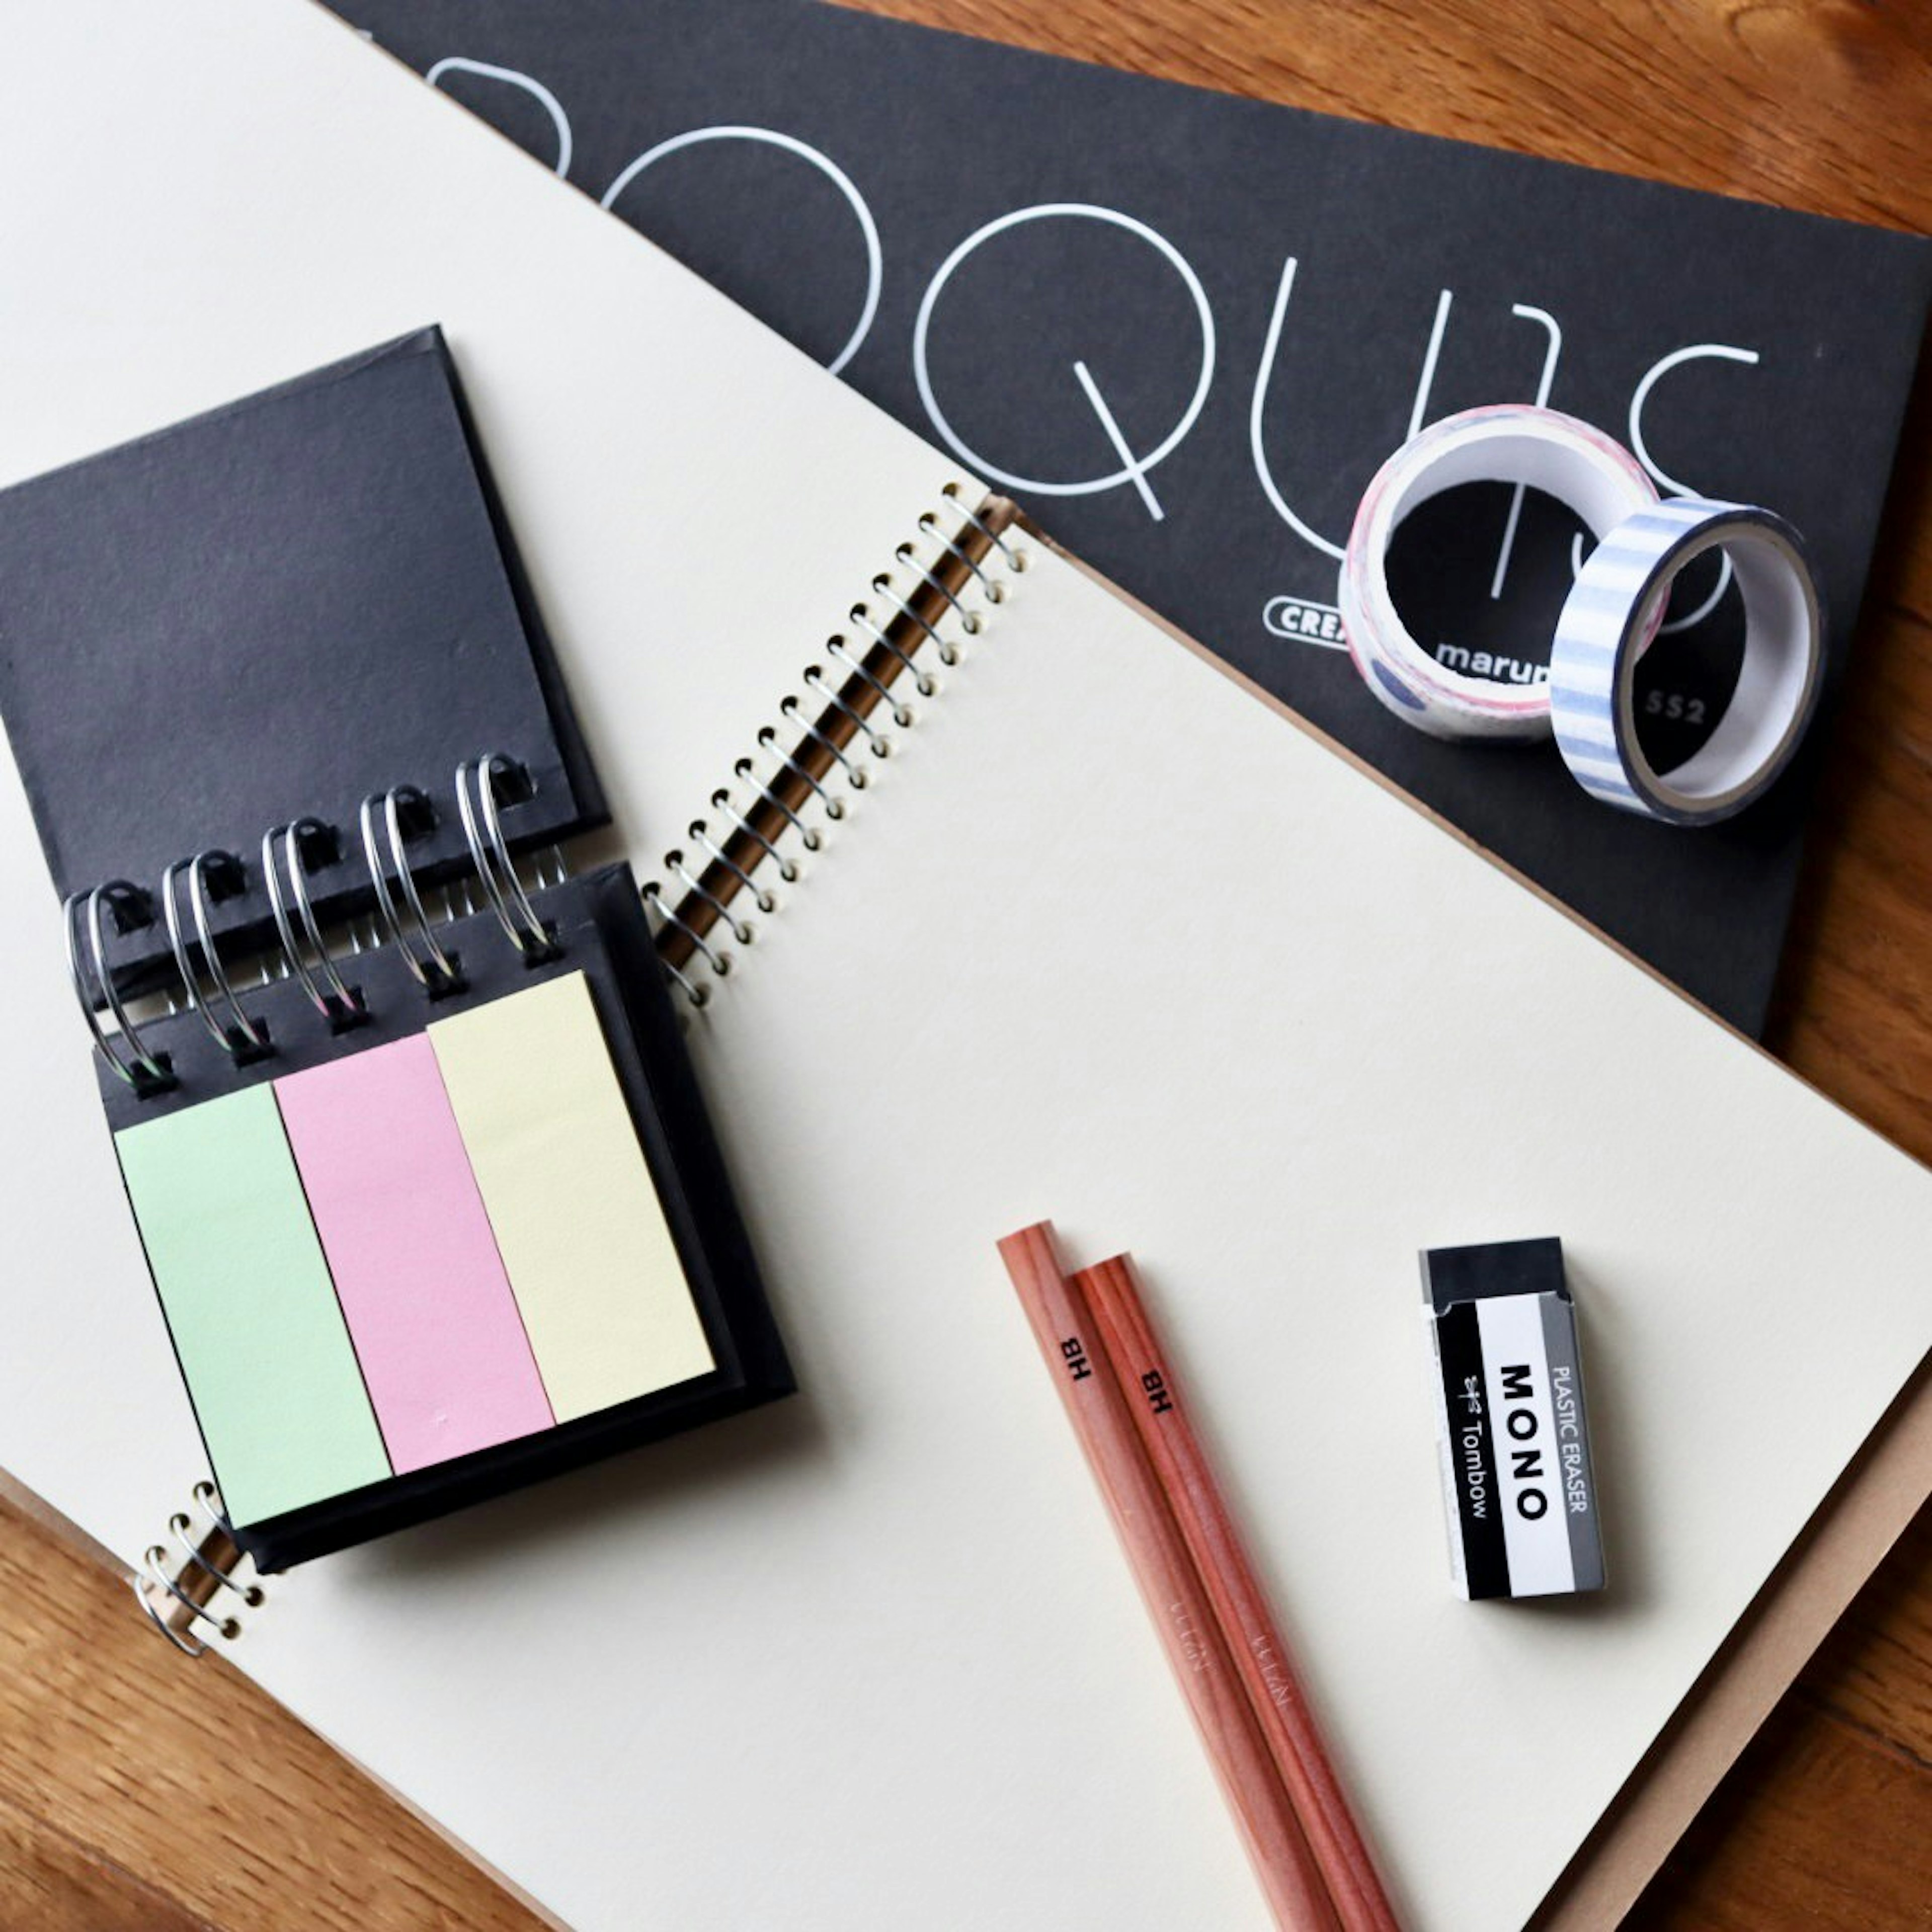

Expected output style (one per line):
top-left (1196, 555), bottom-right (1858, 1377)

top-left (343, 0), bottom-right (1930, 1032)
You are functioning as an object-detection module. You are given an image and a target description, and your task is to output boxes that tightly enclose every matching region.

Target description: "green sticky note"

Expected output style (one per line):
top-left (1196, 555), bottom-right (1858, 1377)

top-left (115, 1084), bottom-right (389, 1526)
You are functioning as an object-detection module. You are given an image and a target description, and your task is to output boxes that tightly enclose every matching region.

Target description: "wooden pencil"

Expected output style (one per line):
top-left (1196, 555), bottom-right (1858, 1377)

top-left (1077, 1251), bottom-right (1400, 1932)
top-left (998, 1222), bottom-right (1339, 1931)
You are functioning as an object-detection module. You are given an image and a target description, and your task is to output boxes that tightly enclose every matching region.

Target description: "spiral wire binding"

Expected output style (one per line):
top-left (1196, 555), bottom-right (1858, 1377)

top-left (63, 881), bottom-right (177, 1091)
top-left (779, 696), bottom-right (867, 792)
top-left (133, 1480), bottom-right (263, 1657)
top-left (263, 818), bottom-right (368, 1027)
top-left (711, 787), bottom-right (797, 882)
top-left (752, 732), bottom-right (839, 831)
top-left (455, 753), bottom-right (559, 959)
top-left (643, 489), bottom-right (1024, 1005)
top-left (70, 758), bottom-right (564, 1111)
top-left (846, 607), bottom-right (934, 694)
top-left (360, 784), bottom-right (464, 993)
top-left (161, 850), bottom-right (272, 1058)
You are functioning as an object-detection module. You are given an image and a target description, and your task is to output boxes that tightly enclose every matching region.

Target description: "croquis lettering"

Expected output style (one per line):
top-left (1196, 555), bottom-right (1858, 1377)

top-left (424, 53), bottom-right (1767, 615)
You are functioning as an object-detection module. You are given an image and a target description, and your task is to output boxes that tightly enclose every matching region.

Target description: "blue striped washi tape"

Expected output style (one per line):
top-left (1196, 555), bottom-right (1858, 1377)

top-left (1338, 405), bottom-right (1659, 743)
top-left (1549, 498), bottom-right (1823, 827)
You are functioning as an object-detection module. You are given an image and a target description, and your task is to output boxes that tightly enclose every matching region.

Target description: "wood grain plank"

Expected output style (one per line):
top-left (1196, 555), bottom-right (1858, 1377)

top-left (0, 1794), bottom-right (216, 1932)
top-left (1636, 1535), bottom-right (1932, 1930)
top-left (841, 0), bottom-right (1932, 227)
top-left (1772, 368), bottom-right (1932, 1163)
top-left (3, 1), bottom-right (1926, 1926)
top-left (1645, 1717), bottom-right (1931, 1929)
top-left (0, 1495), bottom-right (543, 1932)
top-left (1795, 1511), bottom-right (1932, 1773)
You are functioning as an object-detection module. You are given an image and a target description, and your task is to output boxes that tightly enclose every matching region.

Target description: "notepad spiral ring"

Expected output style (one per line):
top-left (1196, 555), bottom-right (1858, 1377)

top-left (264, 818), bottom-right (369, 1027)
top-left (644, 489), bottom-right (1023, 1002)
top-left (133, 1480), bottom-right (262, 1657)
top-left (456, 752), bottom-right (562, 960)
top-left (360, 785), bottom-right (464, 993)
top-left (162, 851), bottom-right (273, 1059)
top-left (64, 882), bottom-right (177, 1092)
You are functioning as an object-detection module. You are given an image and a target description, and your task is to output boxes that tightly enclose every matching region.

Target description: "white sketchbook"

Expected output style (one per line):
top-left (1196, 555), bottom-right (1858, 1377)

top-left (0, 6), bottom-right (1925, 1929)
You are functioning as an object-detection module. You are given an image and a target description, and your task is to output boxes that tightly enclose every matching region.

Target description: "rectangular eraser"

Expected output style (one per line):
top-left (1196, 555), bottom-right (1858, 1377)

top-left (1421, 1238), bottom-right (1605, 1600)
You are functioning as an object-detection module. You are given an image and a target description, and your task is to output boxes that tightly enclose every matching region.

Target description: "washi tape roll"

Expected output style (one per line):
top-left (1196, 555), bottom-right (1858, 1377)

top-left (1338, 406), bottom-right (1660, 741)
top-left (1549, 498), bottom-right (1823, 826)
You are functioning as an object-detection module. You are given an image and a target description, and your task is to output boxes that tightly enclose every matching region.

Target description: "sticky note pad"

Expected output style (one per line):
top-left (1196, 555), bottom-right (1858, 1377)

top-left (114, 1084), bottom-right (389, 1525)
top-left (276, 1034), bottom-right (554, 1474)
top-left (429, 972), bottom-right (715, 1421)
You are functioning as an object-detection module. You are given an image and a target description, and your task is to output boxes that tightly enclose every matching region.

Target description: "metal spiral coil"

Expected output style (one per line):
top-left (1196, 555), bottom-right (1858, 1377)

top-left (642, 490), bottom-right (1023, 1001)
top-left (133, 1480), bottom-right (263, 1657)
top-left (69, 759), bottom-right (564, 1093)
top-left (64, 881), bottom-right (178, 1092)
top-left (360, 783), bottom-right (465, 994)
top-left (160, 850), bottom-right (273, 1060)
top-left (455, 753), bottom-right (560, 961)
top-left (263, 817), bottom-right (369, 1029)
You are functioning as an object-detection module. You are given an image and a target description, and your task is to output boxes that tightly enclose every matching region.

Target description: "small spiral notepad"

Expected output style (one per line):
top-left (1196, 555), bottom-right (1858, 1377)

top-left (0, 330), bottom-right (791, 1572)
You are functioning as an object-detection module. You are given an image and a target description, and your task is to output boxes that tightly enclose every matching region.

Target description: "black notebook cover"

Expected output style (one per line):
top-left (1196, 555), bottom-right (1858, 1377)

top-left (0, 326), bottom-right (605, 986)
top-left (343, 0), bottom-right (1931, 1034)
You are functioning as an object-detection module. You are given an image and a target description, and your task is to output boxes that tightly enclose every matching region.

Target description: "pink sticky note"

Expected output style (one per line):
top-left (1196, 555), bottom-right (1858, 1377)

top-left (276, 1033), bottom-right (553, 1473)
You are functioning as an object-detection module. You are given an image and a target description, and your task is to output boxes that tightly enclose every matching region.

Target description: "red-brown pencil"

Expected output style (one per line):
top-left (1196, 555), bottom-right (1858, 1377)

top-left (998, 1222), bottom-right (1339, 1931)
top-left (1077, 1252), bottom-right (1400, 1932)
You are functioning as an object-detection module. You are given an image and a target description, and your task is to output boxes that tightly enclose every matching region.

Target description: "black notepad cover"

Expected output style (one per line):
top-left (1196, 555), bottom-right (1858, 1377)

top-left (0, 327), bottom-right (605, 988)
top-left (0, 331), bottom-right (791, 1568)
top-left (345, 0), bottom-right (1932, 1034)
top-left (106, 865), bottom-right (794, 1573)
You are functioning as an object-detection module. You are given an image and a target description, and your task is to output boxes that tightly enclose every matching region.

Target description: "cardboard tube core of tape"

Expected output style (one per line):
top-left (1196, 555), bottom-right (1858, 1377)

top-left (1338, 406), bottom-right (1660, 742)
top-left (1550, 499), bottom-right (1823, 826)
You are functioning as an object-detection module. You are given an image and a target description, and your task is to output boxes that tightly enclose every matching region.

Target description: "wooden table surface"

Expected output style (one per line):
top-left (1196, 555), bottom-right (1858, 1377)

top-left (4, 1), bottom-right (1928, 1925)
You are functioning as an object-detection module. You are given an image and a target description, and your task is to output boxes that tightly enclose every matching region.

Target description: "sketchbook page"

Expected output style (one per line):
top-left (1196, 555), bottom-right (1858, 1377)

top-left (0, 0), bottom-right (963, 1568)
top-left (228, 545), bottom-right (1932, 1932)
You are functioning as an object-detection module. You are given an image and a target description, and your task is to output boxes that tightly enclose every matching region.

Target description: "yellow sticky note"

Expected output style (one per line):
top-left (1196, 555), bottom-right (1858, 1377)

top-left (429, 972), bottom-right (714, 1421)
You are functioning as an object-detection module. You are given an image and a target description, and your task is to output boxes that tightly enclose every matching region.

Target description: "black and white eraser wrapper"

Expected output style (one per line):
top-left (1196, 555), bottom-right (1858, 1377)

top-left (1338, 406), bottom-right (1659, 742)
top-left (1422, 1238), bottom-right (1605, 1601)
top-left (1549, 498), bottom-right (1824, 825)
